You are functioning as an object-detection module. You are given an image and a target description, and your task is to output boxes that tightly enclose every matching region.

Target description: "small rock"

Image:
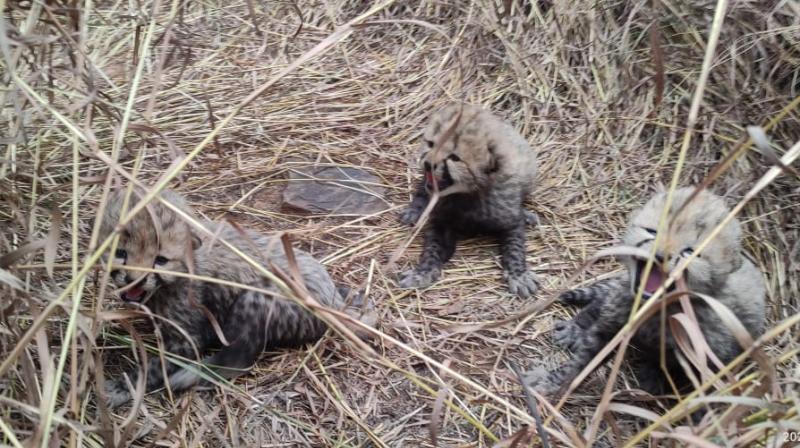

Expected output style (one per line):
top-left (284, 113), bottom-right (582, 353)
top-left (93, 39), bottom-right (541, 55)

top-left (282, 166), bottom-right (388, 215)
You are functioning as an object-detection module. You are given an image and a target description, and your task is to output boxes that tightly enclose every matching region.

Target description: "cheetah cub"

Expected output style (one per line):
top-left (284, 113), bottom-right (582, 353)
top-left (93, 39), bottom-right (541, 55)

top-left (99, 189), bottom-right (369, 407)
top-left (399, 103), bottom-right (540, 297)
top-left (525, 187), bottom-right (766, 396)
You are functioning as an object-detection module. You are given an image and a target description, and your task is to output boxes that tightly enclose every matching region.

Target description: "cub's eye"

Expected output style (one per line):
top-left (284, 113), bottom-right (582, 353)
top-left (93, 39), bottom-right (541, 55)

top-left (447, 154), bottom-right (461, 162)
top-left (643, 227), bottom-right (657, 236)
top-left (154, 256), bottom-right (169, 266)
top-left (115, 249), bottom-right (127, 259)
top-left (424, 139), bottom-right (434, 149)
top-left (681, 248), bottom-right (695, 257)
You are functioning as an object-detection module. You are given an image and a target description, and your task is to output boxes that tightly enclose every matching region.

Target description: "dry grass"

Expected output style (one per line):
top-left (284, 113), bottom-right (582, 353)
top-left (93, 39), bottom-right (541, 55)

top-left (1, 0), bottom-right (799, 446)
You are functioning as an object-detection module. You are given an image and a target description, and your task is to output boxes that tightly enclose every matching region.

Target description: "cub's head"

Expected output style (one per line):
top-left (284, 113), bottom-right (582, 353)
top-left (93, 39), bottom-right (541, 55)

top-left (621, 187), bottom-right (742, 298)
top-left (418, 104), bottom-right (500, 196)
top-left (98, 189), bottom-right (200, 302)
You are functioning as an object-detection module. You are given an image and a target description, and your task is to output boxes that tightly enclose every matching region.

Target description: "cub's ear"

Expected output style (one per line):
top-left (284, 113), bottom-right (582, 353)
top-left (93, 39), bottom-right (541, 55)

top-left (728, 250), bottom-right (743, 273)
top-left (191, 234), bottom-right (202, 251)
top-left (486, 142), bottom-right (500, 174)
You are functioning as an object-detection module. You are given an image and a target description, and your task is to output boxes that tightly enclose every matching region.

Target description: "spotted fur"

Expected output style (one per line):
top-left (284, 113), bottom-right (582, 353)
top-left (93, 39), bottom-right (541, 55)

top-left (398, 103), bottom-right (540, 297)
top-left (525, 187), bottom-right (766, 396)
top-left (99, 189), bottom-right (367, 407)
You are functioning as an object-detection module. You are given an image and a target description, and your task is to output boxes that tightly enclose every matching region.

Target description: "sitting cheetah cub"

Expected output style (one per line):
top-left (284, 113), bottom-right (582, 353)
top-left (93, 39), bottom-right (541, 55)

top-left (525, 187), bottom-right (766, 396)
top-left (399, 103), bottom-right (540, 297)
top-left (99, 189), bottom-right (369, 407)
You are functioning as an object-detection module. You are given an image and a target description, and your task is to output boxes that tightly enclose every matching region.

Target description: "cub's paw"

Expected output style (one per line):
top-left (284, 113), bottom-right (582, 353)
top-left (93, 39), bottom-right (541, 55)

top-left (397, 268), bottom-right (440, 289)
top-left (552, 319), bottom-right (582, 351)
top-left (521, 367), bottom-right (561, 397)
top-left (507, 270), bottom-right (540, 298)
top-left (336, 285), bottom-right (365, 306)
top-left (558, 289), bottom-right (593, 307)
top-left (339, 289), bottom-right (379, 335)
top-left (399, 206), bottom-right (423, 226)
top-left (523, 210), bottom-right (539, 227)
top-left (558, 289), bottom-right (578, 304)
top-left (104, 378), bottom-right (132, 409)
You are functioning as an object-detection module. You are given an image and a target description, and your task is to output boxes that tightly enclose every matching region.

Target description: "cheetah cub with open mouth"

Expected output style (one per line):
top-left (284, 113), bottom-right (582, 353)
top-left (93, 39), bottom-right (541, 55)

top-left (525, 187), bottom-right (766, 396)
top-left (398, 103), bottom-right (540, 297)
top-left (99, 189), bottom-right (370, 407)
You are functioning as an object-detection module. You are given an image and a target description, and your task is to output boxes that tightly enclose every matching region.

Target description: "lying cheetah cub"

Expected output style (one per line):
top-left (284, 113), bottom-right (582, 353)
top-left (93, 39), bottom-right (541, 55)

top-left (399, 103), bottom-right (540, 297)
top-left (99, 189), bottom-right (368, 407)
top-left (525, 187), bottom-right (766, 396)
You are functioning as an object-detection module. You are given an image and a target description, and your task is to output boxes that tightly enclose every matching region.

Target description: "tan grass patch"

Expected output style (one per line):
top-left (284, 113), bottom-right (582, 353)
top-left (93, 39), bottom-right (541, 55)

top-left (1, 0), bottom-right (798, 446)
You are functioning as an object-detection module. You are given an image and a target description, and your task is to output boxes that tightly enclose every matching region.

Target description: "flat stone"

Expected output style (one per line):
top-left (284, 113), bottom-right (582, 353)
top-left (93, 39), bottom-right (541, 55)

top-left (282, 166), bottom-right (388, 215)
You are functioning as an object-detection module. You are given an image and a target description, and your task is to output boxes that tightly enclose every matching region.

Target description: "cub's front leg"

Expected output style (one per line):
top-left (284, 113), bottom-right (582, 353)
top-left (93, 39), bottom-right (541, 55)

top-left (500, 223), bottom-right (539, 297)
top-left (398, 224), bottom-right (456, 289)
top-left (552, 293), bottom-right (609, 351)
top-left (105, 328), bottom-right (200, 408)
top-left (526, 292), bottom-right (628, 397)
top-left (559, 276), bottom-right (628, 308)
top-left (524, 324), bottom-right (608, 397)
top-left (399, 180), bottom-right (429, 226)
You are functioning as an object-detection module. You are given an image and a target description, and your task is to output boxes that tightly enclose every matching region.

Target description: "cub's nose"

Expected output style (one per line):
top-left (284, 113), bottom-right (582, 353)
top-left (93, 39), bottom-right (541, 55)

top-left (423, 161), bottom-right (432, 172)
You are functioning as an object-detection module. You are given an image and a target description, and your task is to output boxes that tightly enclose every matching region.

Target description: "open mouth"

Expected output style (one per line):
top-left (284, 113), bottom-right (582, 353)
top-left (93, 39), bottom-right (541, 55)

top-left (633, 259), bottom-right (675, 299)
top-left (424, 168), bottom-right (454, 192)
top-left (121, 286), bottom-right (146, 302)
